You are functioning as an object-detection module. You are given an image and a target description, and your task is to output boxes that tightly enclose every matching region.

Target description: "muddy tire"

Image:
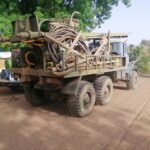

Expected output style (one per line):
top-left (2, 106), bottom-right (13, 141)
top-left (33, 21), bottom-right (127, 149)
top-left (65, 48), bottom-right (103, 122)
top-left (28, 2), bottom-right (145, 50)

top-left (94, 76), bottom-right (113, 105)
top-left (126, 71), bottom-right (138, 90)
top-left (67, 81), bottom-right (96, 117)
top-left (23, 84), bottom-right (48, 106)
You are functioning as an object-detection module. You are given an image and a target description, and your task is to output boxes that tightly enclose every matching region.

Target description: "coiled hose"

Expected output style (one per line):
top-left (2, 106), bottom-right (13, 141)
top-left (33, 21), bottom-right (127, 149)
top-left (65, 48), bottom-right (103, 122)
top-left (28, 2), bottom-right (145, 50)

top-left (46, 23), bottom-right (90, 64)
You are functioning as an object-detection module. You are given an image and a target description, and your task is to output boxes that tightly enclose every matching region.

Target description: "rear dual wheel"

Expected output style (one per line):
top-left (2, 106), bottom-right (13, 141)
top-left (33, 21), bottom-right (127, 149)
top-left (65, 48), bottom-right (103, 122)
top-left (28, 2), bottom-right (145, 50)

top-left (24, 77), bottom-right (113, 117)
top-left (23, 84), bottom-right (48, 106)
top-left (67, 81), bottom-right (96, 117)
top-left (67, 77), bottom-right (113, 117)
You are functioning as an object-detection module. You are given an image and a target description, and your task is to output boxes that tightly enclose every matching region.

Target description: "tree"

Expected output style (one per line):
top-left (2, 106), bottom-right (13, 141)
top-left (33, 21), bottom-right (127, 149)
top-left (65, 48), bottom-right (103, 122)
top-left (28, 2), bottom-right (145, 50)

top-left (141, 39), bottom-right (150, 46)
top-left (129, 45), bottom-right (150, 73)
top-left (138, 54), bottom-right (150, 72)
top-left (129, 45), bottom-right (143, 61)
top-left (0, 0), bottom-right (131, 50)
top-left (0, 0), bottom-right (131, 31)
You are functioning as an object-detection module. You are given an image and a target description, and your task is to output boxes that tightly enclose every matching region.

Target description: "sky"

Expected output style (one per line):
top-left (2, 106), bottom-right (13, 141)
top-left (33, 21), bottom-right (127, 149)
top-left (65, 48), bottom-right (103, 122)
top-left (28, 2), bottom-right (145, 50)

top-left (95, 0), bottom-right (150, 45)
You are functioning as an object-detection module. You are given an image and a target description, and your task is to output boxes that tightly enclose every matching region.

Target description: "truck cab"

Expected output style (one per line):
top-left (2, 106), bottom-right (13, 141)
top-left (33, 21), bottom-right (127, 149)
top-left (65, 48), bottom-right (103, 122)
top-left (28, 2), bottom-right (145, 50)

top-left (111, 41), bottom-right (127, 56)
top-left (110, 41), bottom-right (129, 66)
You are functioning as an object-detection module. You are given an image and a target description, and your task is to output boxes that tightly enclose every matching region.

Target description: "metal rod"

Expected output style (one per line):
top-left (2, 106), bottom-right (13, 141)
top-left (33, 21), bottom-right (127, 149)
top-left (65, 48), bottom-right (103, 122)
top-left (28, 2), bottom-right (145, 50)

top-left (61, 51), bottom-right (65, 71)
top-left (95, 56), bottom-right (98, 69)
top-left (86, 56), bottom-right (88, 70)
top-left (75, 55), bottom-right (78, 71)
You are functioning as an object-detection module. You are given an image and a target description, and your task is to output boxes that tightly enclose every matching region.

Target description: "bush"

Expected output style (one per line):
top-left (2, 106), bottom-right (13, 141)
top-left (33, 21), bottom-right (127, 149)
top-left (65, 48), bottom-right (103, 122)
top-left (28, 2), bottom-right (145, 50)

top-left (138, 54), bottom-right (150, 73)
top-left (129, 45), bottom-right (150, 73)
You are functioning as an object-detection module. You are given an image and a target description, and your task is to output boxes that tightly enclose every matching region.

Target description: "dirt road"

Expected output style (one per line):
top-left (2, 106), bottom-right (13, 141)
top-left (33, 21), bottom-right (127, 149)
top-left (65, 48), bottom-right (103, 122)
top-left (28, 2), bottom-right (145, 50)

top-left (0, 77), bottom-right (150, 150)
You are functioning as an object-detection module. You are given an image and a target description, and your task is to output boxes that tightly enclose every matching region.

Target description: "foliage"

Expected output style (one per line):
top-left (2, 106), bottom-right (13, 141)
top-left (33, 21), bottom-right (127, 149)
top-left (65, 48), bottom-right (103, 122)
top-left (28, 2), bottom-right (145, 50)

top-left (129, 45), bottom-right (150, 73)
top-left (0, 0), bottom-right (130, 50)
top-left (138, 54), bottom-right (150, 73)
top-left (129, 46), bottom-right (143, 60)
top-left (0, 12), bottom-right (30, 51)
top-left (0, 0), bottom-right (131, 51)
top-left (0, 0), bottom-right (131, 31)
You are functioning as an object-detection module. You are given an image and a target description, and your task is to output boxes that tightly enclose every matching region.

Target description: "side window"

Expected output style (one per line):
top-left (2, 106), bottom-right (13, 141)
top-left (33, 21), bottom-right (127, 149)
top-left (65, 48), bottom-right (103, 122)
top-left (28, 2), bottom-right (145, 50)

top-left (111, 43), bottom-right (120, 54)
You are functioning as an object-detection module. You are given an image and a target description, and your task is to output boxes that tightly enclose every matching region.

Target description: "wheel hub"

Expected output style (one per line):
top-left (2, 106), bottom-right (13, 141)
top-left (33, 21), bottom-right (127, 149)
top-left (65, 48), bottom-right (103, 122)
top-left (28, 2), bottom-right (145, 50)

top-left (83, 92), bottom-right (91, 109)
top-left (104, 86), bottom-right (110, 100)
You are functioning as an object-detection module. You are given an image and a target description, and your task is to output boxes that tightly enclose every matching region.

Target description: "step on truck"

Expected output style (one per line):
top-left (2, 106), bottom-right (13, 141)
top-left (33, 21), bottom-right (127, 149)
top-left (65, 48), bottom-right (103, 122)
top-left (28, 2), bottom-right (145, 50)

top-left (0, 13), bottom-right (138, 117)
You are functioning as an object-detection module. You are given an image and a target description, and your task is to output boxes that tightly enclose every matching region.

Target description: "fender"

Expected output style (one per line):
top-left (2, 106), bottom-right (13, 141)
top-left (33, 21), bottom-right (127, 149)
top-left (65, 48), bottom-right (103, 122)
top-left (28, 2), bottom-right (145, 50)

top-left (61, 74), bottom-right (82, 96)
top-left (126, 60), bottom-right (138, 79)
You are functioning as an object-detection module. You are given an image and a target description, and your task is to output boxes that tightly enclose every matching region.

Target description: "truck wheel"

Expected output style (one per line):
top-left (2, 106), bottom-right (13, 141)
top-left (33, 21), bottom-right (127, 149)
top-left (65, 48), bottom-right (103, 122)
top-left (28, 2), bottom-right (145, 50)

top-left (9, 85), bottom-right (23, 93)
top-left (94, 76), bottom-right (113, 105)
top-left (23, 84), bottom-right (48, 106)
top-left (126, 71), bottom-right (138, 90)
top-left (67, 81), bottom-right (96, 117)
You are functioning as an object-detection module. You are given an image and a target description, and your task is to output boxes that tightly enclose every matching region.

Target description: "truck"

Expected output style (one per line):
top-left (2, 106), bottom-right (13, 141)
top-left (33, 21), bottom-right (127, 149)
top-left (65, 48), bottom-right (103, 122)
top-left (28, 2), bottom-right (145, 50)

top-left (0, 13), bottom-right (138, 117)
top-left (0, 51), bottom-right (21, 91)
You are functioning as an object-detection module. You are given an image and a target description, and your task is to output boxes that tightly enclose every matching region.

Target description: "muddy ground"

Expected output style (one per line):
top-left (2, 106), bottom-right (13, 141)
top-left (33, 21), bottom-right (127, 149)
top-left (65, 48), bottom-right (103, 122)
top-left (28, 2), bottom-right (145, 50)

top-left (0, 76), bottom-right (150, 150)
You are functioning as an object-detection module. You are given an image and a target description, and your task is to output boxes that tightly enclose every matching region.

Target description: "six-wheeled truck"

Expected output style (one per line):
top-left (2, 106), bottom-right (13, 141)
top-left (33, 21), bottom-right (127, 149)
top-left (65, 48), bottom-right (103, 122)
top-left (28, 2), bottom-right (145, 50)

top-left (0, 13), bottom-right (138, 117)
